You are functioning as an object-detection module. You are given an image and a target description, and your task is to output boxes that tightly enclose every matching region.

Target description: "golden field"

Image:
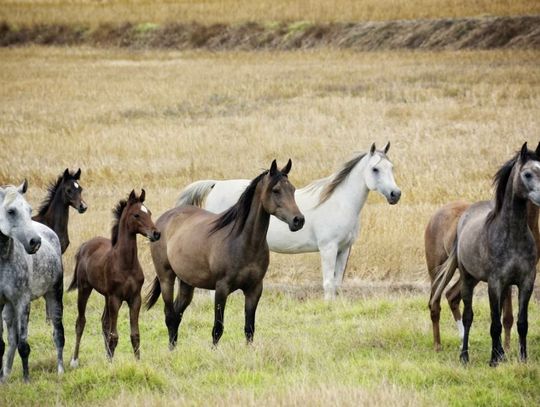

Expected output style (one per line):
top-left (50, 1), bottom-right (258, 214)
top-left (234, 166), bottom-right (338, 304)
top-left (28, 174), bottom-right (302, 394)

top-left (1, 0), bottom-right (539, 26)
top-left (1, 47), bottom-right (539, 287)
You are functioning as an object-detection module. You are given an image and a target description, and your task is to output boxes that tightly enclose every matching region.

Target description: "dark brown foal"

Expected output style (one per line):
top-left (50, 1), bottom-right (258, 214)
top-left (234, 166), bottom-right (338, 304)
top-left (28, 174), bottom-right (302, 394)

top-left (68, 190), bottom-right (160, 366)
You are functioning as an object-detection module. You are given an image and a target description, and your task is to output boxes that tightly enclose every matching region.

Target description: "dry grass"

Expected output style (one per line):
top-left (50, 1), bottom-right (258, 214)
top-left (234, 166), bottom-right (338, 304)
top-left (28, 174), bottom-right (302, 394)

top-left (1, 47), bottom-right (539, 286)
top-left (1, 0), bottom-right (539, 26)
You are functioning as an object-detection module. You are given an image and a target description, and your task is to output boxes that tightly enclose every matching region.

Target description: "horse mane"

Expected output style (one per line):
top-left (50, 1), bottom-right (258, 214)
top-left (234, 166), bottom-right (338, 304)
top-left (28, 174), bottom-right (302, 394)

top-left (111, 199), bottom-right (128, 246)
top-left (37, 170), bottom-right (77, 216)
top-left (307, 152), bottom-right (367, 205)
top-left (487, 148), bottom-right (540, 224)
top-left (209, 169), bottom-right (283, 236)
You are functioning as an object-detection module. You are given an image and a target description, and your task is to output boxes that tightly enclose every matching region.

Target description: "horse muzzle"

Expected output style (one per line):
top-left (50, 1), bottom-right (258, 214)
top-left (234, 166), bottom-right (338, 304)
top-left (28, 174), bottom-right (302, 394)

top-left (77, 201), bottom-right (88, 214)
top-left (386, 189), bottom-right (401, 205)
top-left (289, 215), bottom-right (305, 232)
top-left (147, 230), bottom-right (161, 242)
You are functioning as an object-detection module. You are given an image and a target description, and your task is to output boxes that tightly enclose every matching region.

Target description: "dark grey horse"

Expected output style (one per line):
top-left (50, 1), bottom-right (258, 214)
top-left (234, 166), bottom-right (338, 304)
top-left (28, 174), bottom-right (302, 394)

top-left (0, 181), bottom-right (64, 382)
top-left (435, 143), bottom-right (540, 366)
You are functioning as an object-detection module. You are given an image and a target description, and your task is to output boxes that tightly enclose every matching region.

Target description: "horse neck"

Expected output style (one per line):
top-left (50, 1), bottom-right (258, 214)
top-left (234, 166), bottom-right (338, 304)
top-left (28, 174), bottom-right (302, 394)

top-left (113, 217), bottom-right (139, 269)
top-left (526, 202), bottom-right (540, 253)
top-left (496, 171), bottom-right (529, 233)
top-left (42, 190), bottom-right (70, 245)
top-left (235, 185), bottom-right (270, 251)
top-left (331, 158), bottom-right (370, 213)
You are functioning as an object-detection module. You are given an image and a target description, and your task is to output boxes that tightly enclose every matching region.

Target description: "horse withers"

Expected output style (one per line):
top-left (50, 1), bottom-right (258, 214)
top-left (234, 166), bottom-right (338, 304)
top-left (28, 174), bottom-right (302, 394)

top-left (435, 143), bottom-right (540, 366)
top-left (68, 190), bottom-right (160, 367)
top-left (146, 160), bottom-right (304, 349)
top-left (0, 181), bottom-right (64, 382)
top-left (176, 143), bottom-right (401, 300)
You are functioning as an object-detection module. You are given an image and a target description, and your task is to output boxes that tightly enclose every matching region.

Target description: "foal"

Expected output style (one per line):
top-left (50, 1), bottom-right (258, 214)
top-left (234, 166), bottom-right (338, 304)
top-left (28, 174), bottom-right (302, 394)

top-left (146, 160), bottom-right (304, 348)
top-left (33, 168), bottom-right (87, 254)
top-left (68, 190), bottom-right (160, 366)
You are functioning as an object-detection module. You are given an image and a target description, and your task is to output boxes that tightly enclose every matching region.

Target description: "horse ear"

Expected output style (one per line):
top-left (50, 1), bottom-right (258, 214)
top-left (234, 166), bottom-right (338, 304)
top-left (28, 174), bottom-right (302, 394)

top-left (140, 189), bottom-right (146, 203)
top-left (18, 179), bottom-right (28, 194)
top-left (383, 142), bottom-right (391, 154)
top-left (535, 142), bottom-right (540, 156)
top-left (370, 143), bottom-right (376, 156)
top-left (281, 159), bottom-right (292, 175)
top-left (63, 168), bottom-right (70, 179)
top-left (269, 159), bottom-right (278, 176)
top-left (74, 168), bottom-right (81, 180)
top-left (128, 189), bottom-right (136, 202)
top-left (520, 142), bottom-right (528, 162)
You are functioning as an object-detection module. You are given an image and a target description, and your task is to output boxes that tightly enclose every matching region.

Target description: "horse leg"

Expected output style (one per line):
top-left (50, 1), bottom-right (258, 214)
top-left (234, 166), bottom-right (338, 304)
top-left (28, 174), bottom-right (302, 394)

top-left (460, 271), bottom-right (478, 364)
top-left (446, 278), bottom-right (464, 342)
top-left (173, 280), bottom-right (194, 347)
top-left (0, 303), bottom-right (5, 382)
top-left (101, 301), bottom-right (110, 355)
top-left (3, 304), bottom-right (18, 379)
top-left (487, 280), bottom-right (505, 366)
top-left (104, 296), bottom-right (121, 361)
top-left (212, 284), bottom-right (230, 345)
top-left (501, 287), bottom-right (513, 353)
top-left (160, 273), bottom-right (181, 350)
top-left (333, 246), bottom-right (351, 294)
top-left (429, 292), bottom-right (442, 352)
top-left (244, 282), bottom-right (263, 343)
top-left (320, 244), bottom-right (338, 301)
top-left (128, 294), bottom-right (142, 360)
top-left (16, 302), bottom-right (31, 383)
top-left (71, 285), bottom-right (92, 368)
top-left (44, 278), bottom-right (65, 374)
top-left (517, 279), bottom-right (535, 362)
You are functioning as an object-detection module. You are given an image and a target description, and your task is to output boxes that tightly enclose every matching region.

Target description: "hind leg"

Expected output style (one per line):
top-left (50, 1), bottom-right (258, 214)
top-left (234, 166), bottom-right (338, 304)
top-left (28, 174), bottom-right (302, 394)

top-left (71, 284), bottom-right (93, 368)
top-left (460, 271), bottom-right (478, 364)
top-left (160, 273), bottom-right (181, 350)
top-left (3, 304), bottom-right (18, 379)
top-left (45, 279), bottom-right (65, 374)
top-left (9, 302), bottom-right (31, 382)
top-left (128, 294), bottom-right (142, 359)
top-left (0, 303), bottom-right (5, 382)
top-left (502, 287), bottom-right (513, 353)
top-left (333, 246), bottom-right (351, 294)
top-left (446, 278), bottom-right (464, 342)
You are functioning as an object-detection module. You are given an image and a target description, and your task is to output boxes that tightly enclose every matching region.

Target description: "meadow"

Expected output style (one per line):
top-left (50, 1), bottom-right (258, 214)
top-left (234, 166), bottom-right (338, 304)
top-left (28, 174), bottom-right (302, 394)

top-left (0, 21), bottom-right (540, 407)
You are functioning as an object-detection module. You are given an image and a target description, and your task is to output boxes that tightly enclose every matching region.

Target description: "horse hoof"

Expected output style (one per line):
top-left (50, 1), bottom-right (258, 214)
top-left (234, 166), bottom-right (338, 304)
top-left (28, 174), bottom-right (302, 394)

top-left (168, 342), bottom-right (176, 351)
top-left (70, 359), bottom-right (79, 369)
top-left (489, 360), bottom-right (499, 367)
top-left (460, 353), bottom-right (469, 365)
top-left (57, 365), bottom-right (65, 375)
top-left (434, 344), bottom-right (442, 352)
top-left (23, 376), bottom-right (30, 384)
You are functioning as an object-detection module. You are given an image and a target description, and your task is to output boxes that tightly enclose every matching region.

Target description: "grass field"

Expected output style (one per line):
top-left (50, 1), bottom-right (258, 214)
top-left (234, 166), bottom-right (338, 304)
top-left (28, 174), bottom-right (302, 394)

top-left (1, 43), bottom-right (540, 404)
top-left (1, 0), bottom-right (540, 26)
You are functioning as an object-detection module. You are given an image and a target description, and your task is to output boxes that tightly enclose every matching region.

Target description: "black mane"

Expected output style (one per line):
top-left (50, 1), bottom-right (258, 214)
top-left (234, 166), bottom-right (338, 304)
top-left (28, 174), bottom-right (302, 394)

top-left (487, 148), bottom-right (540, 223)
top-left (209, 169), bottom-right (285, 236)
top-left (111, 199), bottom-right (128, 246)
top-left (37, 171), bottom-right (74, 216)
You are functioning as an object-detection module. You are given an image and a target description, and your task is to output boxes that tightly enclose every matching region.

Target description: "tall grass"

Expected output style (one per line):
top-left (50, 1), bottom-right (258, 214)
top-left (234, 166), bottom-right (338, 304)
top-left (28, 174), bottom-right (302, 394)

top-left (0, 0), bottom-right (539, 26)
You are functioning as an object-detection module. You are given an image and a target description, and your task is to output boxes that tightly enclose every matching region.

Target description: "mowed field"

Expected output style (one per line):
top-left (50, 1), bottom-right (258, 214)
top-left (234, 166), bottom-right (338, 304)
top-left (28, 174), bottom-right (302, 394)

top-left (1, 45), bottom-right (540, 405)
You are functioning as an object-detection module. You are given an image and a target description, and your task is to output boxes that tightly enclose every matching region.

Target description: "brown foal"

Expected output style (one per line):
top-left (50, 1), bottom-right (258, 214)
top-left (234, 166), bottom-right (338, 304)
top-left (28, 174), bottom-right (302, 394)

top-left (68, 190), bottom-right (160, 366)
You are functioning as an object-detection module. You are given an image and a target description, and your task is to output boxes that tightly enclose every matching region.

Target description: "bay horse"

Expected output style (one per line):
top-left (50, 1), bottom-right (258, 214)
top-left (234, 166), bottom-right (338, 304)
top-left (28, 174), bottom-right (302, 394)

top-left (68, 190), bottom-right (160, 367)
top-left (0, 181), bottom-right (64, 382)
top-left (176, 143), bottom-right (400, 300)
top-left (435, 143), bottom-right (540, 366)
top-left (33, 168), bottom-right (87, 254)
top-left (145, 160), bottom-right (304, 348)
top-left (426, 196), bottom-right (539, 351)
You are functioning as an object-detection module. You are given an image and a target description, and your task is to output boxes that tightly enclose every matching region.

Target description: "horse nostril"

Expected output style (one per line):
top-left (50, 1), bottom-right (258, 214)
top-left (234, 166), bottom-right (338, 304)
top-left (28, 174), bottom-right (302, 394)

top-left (391, 190), bottom-right (401, 199)
top-left (293, 216), bottom-right (305, 228)
top-left (29, 237), bottom-right (41, 251)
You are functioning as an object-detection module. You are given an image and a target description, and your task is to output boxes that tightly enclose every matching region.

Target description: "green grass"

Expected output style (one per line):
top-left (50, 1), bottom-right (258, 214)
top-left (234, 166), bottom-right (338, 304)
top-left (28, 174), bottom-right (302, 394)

top-left (1, 291), bottom-right (538, 406)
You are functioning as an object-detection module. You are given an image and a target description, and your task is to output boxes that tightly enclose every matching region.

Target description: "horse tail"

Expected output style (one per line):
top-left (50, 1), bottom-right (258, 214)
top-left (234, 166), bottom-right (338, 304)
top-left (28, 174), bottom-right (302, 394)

top-left (145, 277), bottom-right (162, 310)
top-left (175, 180), bottom-right (216, 208)
top-left (67, 247), bottom-right (82, 292)
top-left (429, 243), bottom-right (458, 309)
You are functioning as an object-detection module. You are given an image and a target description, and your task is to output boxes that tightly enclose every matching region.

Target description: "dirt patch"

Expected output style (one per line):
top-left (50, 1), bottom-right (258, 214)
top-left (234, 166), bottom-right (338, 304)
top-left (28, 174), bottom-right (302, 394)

top-left (1, 16), bottom-right (539, 50)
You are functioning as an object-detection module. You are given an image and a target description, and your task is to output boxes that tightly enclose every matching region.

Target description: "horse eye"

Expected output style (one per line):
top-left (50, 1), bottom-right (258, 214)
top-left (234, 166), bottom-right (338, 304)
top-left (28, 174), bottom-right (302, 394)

top-left (272, 189), bottom-right (280, 194)
top-left (525, 172), bottom-right (533, 179)
top-left (7, 209), bottom-right (15, 216)
top-left (372, 168), bottom-right (379, 173)
top-left (134, 214), bottom-right (140, 218)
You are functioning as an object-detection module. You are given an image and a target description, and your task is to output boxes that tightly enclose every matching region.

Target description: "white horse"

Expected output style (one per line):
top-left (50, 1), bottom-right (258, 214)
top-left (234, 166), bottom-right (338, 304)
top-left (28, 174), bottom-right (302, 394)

top-left (177, 143), bottom-right (401, 300)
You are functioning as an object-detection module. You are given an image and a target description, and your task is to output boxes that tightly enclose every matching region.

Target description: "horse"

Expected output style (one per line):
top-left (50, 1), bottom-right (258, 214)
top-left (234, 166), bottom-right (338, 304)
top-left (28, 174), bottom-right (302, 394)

top-left (32, 168), bottom-right (88, 254)
top-left (68, 190), bottom-right (160, 366)
top-left (175, 143), bottom-right (401, 300)
top-left (426, 195), bottom-right (540, 352)
top-left (434, 143), bottom-right (540, 366)
top-left (145, 160), bottom-right (304, 349)
top-left (0, 181), bottom-right (64, 382)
